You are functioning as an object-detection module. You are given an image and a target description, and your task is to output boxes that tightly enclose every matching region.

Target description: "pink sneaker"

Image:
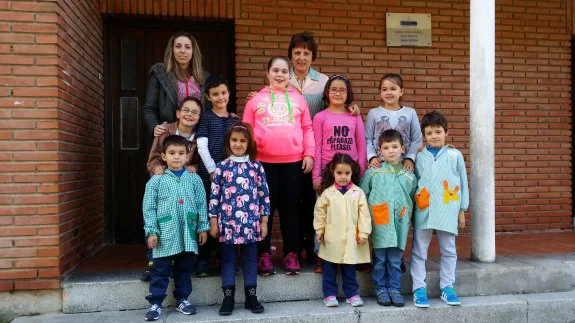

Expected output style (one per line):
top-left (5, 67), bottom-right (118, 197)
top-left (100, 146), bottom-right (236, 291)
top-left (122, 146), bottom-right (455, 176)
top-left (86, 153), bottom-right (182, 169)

top-left (282, 252), bottom-right (301, 275)
top-left (257, 252), bottom-right (275, 276)
top-left (346, 295), bottom-right (364, 307)
top-left (324, 295), bottom-right (339, 307)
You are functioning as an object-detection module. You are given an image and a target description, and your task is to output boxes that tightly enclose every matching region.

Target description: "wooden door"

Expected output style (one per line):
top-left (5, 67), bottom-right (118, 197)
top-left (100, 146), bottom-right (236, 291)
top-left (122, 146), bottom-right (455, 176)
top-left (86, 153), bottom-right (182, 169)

top-left (105, 20), bottom-right (235, 243)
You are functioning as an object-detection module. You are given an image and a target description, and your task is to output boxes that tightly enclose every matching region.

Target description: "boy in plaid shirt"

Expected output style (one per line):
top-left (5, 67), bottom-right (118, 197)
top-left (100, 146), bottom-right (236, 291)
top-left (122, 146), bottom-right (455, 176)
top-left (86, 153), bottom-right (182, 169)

top-left (142, 135), bottom-right (209, 321)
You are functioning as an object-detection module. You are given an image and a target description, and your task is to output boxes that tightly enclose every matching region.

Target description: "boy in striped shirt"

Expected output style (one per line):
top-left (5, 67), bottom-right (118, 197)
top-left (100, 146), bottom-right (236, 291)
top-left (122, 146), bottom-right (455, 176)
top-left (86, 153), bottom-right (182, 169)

top-left (410, 110), bottom-right (469, 308)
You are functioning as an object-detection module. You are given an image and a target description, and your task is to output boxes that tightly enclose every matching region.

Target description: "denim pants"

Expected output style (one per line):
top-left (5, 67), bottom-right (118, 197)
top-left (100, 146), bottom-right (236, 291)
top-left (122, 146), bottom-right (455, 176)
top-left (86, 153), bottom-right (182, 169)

top-left (146, 252), bottom-right (195, 306)
top-left (220, 243), bottom-right (258, 288)
top-left (322, 261), bottom-right (359, 299)
top-left (372, 247), bottom-right (403, 295)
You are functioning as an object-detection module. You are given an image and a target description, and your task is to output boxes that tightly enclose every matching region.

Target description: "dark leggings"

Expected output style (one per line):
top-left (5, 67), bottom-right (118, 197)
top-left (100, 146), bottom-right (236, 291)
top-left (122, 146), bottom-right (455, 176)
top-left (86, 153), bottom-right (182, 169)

top-left (198, 181), bottom-right (219, 262)
top-left (258, 161), bottom-right (303, 256)
top-left (298, 172), bottom-right (316, 255)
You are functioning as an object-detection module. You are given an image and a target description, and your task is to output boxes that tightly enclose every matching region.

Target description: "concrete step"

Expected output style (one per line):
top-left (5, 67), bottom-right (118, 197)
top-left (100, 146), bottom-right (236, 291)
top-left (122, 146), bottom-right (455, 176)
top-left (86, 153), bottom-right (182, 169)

top-left (14, 289), bottom-right (575, 323)
top-left (61, 253), bottom-right (575, 314)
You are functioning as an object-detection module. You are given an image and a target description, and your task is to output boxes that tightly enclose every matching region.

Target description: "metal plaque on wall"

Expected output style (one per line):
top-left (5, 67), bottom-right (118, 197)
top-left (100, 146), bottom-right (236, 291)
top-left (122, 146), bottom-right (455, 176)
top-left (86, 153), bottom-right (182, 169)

top-left (386, 13), bottom-right (432, 47)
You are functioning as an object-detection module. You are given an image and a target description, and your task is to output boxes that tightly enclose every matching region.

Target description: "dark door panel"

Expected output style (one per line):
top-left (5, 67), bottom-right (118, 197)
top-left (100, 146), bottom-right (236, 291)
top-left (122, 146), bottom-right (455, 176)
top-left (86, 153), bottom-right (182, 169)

top-left (105, 19), bottom-right (235, 243)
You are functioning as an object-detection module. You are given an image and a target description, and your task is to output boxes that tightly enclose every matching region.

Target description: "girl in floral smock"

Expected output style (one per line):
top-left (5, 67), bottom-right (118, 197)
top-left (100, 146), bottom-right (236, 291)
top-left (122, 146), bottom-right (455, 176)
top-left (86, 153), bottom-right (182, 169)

top-left (208, 122), bottom-right (270, 316)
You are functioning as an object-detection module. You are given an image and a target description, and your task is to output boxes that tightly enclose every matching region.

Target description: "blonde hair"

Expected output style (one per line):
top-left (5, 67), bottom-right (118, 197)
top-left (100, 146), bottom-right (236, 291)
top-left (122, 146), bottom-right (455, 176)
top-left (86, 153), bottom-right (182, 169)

top-left (163, 31), bottom-right (204, 83)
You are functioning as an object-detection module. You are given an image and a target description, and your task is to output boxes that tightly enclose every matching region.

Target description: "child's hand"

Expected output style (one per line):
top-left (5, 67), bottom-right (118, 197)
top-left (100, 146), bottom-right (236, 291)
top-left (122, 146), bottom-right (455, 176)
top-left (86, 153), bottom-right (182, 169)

top-left (316, 233), bottom-right (323, 244)
top-left (458, 210), bottom-right (466, 229)
top-left (147, 235), bottom-right (158, 249)
top-left (153, 166), bottom-right (165, 175)
top-left (402, 159), bottom-right (415, 172)
top-left (260, 218), bottom-right (268, 239)
top-left (209, 172), bottom-right (215, 181)
top-left (356, 236), bottom-right (367, 245)
top-left (153, 122), bottom-right (167, 137)
top-left (198, 232), bottom-right (207, 245)
top-left (348, 103), bottom-right (360, 116)
top-left (368, 157), bottom-right (381, 169)
top-left (209, 219), bottom-right (219, 238)
top-left (186, 165), bottom-right (198, 173)
top-left (246, 91), bottom-right (257, 102)
top-left (313, 181), bottom-right (321, 191)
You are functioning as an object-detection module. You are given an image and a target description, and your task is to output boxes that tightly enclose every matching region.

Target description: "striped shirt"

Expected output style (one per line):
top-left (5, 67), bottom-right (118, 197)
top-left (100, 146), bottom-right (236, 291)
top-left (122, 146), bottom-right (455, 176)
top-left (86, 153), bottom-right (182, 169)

top-left (142, 170), bottom-right (209, 258)
top-left (176, 76), bottom-right (202, 106)
top-left (289, 67), bottom-right (329, 119)
top-left (413, 145), bottom-right (469, 235)
top-left (196, 110), bottom-right (239, 183)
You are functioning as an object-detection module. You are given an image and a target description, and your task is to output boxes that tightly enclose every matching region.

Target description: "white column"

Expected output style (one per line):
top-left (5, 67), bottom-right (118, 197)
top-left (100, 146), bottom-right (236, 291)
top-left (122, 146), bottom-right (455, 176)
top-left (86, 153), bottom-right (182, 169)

top-left (470, 0), bottom-right (496, 262)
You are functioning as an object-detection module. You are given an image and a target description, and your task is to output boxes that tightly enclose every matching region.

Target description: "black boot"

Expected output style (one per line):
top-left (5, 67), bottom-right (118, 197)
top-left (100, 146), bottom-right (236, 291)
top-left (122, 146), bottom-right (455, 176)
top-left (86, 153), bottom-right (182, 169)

top-left (219, 287), bottom-right (235, 316)
top-left (244, 286), bottom-right (264, 313)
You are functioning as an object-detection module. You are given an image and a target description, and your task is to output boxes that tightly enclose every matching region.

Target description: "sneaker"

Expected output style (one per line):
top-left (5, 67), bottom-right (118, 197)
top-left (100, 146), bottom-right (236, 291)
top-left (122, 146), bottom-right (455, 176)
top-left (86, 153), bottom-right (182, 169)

top-left (314, 257), bottom-right (324, 273)
top-left (413, 288), bottom-right (430, 308)
top-left (176, 299), bottom-right (196, 315)
top-left (196, 260), bottom-right (208, 278)
top-left (376, 292), bottom-right (391, 306)
top-left (144, 304), bottom-right (162, 321)
top-left (257, 252), bottom-right (275, 276)
top-left (389, 292), bottom-right (405, 307)
top-left (282, 252), bottom-right (301, 275)
top-left (440, 287), bottom-right (461, 306)
top-left (140, 262), bottom-right (152, 282)
top-left (346, 295), bottom-right (364, 307)
top-left (324, 295), bottom-right (339, 307)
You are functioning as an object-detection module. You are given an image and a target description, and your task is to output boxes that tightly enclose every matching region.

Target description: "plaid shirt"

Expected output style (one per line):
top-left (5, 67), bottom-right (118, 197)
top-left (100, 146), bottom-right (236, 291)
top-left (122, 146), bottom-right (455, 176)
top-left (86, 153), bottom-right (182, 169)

top-left (142, 170), bottom-right (209, 258)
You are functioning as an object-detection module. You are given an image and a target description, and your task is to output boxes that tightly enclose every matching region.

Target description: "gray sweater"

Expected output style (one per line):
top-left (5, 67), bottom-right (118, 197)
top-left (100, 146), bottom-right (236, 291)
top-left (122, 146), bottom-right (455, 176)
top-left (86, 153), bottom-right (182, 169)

top-left (365, 106), bottom-right (423, 162)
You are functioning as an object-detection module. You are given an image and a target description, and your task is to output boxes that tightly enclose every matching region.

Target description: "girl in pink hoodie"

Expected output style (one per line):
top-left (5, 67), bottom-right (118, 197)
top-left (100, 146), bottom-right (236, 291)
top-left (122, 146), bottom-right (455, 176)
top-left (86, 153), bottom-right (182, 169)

top-left (242, 56), bottom-right (315, 275)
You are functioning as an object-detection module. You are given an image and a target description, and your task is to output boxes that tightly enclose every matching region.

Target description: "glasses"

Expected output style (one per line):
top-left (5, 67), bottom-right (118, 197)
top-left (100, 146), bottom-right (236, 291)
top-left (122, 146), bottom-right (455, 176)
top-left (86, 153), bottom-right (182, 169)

top-left (329, 88), bottom-right (348, 94)
top-left (180, 109), bottom-right (200, 116)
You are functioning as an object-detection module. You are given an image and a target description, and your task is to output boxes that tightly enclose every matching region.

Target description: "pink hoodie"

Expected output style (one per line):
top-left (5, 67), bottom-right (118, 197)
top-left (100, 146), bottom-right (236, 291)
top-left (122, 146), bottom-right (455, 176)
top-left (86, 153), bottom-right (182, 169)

top-left (242, 86), bottom-right (315, 163)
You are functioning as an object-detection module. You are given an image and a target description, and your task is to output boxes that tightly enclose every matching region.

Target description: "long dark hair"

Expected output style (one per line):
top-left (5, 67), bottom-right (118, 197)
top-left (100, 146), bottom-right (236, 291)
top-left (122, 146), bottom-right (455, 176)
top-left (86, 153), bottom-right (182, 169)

top-left (319, 153), bottom-right (361, 193)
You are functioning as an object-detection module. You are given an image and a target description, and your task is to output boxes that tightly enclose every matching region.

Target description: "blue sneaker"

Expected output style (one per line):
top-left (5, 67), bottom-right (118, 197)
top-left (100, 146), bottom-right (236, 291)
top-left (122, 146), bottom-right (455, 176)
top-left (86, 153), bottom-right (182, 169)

top-left (144, 304), bottom-right (162, 321)
top-left (440, 287), bottom-right (461, 306)
top-left (413, 288), bottom-right (430, 308)
top-left (176, 299), bottom-right (196, 315)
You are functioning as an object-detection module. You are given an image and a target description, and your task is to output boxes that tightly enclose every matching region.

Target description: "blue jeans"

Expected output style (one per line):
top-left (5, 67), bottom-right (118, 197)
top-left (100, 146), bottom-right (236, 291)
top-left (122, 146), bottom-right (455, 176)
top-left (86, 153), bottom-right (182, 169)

top-left (372, 247), bottom-right (403, 295)
top-left (220, 243), bottom-right (258, 288)
top-left (146, 252), bottom-right (195, 305)
top-left (322, 261), bottom-right (359, 299)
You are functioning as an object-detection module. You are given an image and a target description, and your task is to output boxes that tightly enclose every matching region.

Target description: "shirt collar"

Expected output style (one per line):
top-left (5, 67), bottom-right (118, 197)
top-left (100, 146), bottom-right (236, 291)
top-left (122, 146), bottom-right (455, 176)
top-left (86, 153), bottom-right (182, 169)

top-left (229, 155), bottom-right (249, 162)
top-left (290, 66), bottom-right (320, 82)
top-left (333, 182), bottom-right (353, 191)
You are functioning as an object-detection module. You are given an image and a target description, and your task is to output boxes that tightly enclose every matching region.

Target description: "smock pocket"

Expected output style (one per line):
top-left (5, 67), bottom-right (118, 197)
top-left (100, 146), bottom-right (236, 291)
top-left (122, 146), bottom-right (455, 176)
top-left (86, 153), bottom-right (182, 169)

top-left (323, 224), bottom-right (333, 244)
top-left (415, 187), bottom-right (430, 210)
top-left (157, 215), bottom-right (175, 246)
top-left (371, 203), bottom-right (390, 225)
top-left (186, 211), bottom-right (198, 241)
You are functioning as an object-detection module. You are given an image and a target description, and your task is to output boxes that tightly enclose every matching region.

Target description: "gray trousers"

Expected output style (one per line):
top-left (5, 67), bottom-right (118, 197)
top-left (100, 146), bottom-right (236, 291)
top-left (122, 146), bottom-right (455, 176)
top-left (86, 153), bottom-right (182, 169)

top-left (410, 229), bottom-right (457, 292)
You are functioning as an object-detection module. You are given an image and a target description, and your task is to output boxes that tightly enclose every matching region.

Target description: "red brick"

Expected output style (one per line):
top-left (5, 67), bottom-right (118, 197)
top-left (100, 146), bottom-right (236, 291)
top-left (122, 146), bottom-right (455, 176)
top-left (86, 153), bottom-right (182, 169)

top-left (14, 279), bottom-right (60, 290)
top-left (0, 269), bottom-right (37, 279)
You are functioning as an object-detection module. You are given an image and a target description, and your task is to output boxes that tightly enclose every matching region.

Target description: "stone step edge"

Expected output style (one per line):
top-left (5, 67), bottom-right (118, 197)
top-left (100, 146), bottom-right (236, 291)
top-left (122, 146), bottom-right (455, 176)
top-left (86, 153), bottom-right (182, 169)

top-left (17, 289), bottom-right (575, 323)
top-left (61, 260), bottom-right (572, 313)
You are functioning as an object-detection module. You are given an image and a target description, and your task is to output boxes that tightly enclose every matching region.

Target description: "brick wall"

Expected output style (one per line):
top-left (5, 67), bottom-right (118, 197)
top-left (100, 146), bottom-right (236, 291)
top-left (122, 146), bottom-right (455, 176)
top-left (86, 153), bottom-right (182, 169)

top-left (233, 0), bottom-right (573, 232)
top-left (0, 0), bottom-right (103, 291)
top-left (0, 0), bottom-right (571, 293)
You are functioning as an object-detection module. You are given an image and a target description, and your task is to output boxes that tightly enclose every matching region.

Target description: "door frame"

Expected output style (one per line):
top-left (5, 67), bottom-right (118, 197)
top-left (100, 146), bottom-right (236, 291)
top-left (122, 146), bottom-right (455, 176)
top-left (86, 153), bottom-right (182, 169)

top-left (103, 17), bottom-right (236, 243)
